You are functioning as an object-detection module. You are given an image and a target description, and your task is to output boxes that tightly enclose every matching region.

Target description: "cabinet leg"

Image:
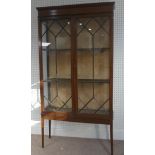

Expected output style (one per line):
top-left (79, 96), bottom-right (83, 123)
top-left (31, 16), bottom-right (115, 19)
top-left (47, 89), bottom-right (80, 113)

top-left (110, 123), bottom-right (113, 155)
top-left (42, 127), bottom-right (44, 148)
top-left (41, 118), bottom-right (44, 148)
top-left (49, 120), bottom-right (51, 138)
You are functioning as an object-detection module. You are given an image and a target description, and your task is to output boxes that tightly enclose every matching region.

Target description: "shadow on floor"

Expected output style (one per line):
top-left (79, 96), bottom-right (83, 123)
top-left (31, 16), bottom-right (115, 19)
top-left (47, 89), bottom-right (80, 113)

top-left (31, 134), bottom-right (124, 155)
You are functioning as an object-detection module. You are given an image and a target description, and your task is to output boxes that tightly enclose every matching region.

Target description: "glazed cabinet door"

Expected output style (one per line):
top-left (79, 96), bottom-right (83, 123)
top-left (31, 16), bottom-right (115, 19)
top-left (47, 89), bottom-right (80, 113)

top-left (40, 18), bottom-right (72, 112)
top-left (76, 16), bottom-right (111, 115)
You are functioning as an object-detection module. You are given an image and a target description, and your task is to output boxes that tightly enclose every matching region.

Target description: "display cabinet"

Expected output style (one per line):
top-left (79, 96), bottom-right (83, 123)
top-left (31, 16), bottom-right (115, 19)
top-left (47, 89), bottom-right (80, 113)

top-left (37, 2), bottom-right (114, 155)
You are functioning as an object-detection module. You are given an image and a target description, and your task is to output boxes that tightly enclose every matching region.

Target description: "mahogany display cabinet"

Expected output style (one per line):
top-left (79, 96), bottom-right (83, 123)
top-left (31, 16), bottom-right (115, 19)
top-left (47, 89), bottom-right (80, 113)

top-left (37, 2), bottom-right (114, 155)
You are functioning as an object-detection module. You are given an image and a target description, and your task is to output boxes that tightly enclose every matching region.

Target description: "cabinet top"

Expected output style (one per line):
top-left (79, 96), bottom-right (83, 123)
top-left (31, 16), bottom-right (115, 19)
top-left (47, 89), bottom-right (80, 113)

top-left (37, 2), bottom-right (115, 18)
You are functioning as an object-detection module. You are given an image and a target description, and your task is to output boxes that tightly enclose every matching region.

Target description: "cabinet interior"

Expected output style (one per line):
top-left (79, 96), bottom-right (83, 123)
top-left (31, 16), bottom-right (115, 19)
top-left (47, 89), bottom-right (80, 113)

top-left (41, 16), bottom-right (110, 115)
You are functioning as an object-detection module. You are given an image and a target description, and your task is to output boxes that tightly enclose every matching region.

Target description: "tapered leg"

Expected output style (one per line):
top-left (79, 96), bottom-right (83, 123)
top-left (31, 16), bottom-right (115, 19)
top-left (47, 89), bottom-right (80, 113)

top-left (110, 123), bottom-right (113, 155)
top-left (41, 118), bottom-right (44, 148)
top-left (49, 120), bottom-right (51, 138)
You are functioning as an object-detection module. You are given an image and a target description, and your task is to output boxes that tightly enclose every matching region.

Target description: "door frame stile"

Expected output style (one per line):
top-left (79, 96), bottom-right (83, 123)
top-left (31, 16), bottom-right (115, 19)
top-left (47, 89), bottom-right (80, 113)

top-left (71, 17), bottom-right (78, 115)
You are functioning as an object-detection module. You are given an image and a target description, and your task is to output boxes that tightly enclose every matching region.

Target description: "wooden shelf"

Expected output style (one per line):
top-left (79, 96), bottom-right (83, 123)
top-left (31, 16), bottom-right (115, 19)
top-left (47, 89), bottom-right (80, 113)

top-left (78, 79), bottom-right (110, 83)
top-left (44, 105), bottom-right (109, 115)
top-left (77, 48), bottom-right (110, 52)
top-left (42, 48), bottom-right (110, 52)
top-left (43, 78), bottom-right (110, 83)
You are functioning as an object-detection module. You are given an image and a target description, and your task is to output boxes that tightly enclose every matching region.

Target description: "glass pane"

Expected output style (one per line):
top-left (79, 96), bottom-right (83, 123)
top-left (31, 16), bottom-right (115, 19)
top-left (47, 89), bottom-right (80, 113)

top-left (56, 30), bottom-right (70, 49)
top-left (77, 29), bottom-right (92, 49)
top-left (41, 19), bottom-right (72, 112)
top-left (77, 50), bottom-right (93, 79)
top-left (94, 29), bottom-right (109, 48)
top-left (77, 16), bottom-right (110, 115)
top-left (94, 49), bottom-right (110, 79)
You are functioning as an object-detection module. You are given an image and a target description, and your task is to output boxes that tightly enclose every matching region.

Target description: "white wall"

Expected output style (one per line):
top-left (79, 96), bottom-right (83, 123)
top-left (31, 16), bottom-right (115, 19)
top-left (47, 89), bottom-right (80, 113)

top-left (31, 0), bottom-right (124, 140)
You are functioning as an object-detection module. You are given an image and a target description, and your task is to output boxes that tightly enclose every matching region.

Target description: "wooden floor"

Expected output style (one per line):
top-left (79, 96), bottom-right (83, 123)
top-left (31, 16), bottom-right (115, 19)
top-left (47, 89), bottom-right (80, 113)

top-left (31, 134), bottom-right (124, 155)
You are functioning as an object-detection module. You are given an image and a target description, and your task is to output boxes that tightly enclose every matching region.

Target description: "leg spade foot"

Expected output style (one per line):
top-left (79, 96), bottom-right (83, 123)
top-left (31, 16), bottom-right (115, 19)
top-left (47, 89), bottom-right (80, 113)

top-left (110, 123), bottom-right (113, 155)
